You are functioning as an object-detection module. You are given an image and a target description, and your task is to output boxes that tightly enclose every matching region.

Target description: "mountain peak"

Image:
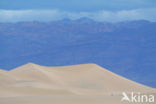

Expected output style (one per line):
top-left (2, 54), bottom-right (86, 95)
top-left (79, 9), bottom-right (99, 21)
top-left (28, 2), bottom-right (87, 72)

top-left (76, 17), bottom-right (94, 22)
top-left (61, 18), bottom-right (71, 22)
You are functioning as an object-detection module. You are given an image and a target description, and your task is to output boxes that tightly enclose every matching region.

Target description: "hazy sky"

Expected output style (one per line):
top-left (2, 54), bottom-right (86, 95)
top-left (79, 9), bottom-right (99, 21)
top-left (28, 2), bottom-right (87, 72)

top-left (0, 0), bottom-right (156, 22)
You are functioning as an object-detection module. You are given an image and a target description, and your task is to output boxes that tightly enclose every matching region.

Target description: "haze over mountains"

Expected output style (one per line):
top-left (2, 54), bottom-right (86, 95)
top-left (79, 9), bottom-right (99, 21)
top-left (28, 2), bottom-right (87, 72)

top-left (0, 18), bottom-right (156, 87)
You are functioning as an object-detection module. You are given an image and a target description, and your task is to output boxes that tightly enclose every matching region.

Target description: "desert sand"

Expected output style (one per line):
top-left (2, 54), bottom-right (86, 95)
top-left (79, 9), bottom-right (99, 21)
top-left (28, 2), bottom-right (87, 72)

top-left (0, 63), bottom-right (155, 104)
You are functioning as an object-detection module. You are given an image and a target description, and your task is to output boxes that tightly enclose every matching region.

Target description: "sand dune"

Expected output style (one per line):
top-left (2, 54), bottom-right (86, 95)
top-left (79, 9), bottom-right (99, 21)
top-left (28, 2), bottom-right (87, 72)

top-left (0, 63), bottom-right (155, 104)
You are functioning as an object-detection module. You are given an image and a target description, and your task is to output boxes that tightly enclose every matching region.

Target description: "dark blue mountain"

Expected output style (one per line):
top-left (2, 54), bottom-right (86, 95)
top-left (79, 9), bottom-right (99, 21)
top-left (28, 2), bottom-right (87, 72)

top-left (0, 20), bottom-right (155, 88)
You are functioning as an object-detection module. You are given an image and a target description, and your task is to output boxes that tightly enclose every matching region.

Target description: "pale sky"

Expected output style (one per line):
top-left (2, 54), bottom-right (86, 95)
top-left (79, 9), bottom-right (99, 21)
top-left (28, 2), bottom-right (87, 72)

top-left (0, 0), bottom-right (156, 22)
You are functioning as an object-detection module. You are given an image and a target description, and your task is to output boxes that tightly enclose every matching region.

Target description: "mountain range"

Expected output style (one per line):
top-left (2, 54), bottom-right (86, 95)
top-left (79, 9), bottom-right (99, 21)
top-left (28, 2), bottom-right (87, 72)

top-left (0, 19), bottom-right (156, 87)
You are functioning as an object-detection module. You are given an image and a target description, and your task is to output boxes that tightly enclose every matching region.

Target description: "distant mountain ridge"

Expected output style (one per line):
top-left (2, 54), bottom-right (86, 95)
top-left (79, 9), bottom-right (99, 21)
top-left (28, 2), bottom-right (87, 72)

top-left (0, 19), bottom-right (156, 87)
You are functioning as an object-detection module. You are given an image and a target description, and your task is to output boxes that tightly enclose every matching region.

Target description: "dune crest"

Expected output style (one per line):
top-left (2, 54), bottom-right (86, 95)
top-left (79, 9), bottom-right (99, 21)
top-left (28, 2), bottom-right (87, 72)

top-left (0, 63), bottom-right (155, 104)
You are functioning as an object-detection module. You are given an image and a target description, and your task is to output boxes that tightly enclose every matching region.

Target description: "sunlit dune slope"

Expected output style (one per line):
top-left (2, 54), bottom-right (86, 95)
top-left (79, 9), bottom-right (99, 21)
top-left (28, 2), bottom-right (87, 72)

top-left (0, 63), bottom-right (155, 96)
